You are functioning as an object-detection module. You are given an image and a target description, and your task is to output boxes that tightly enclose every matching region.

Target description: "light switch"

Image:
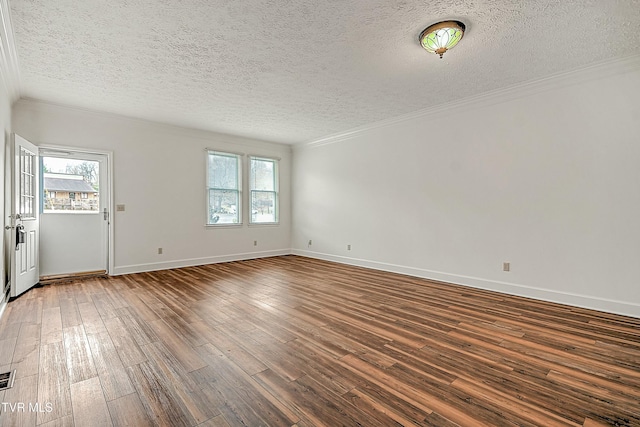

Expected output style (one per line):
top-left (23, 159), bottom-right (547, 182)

top-left (116, 204), bottom-right (125, 212)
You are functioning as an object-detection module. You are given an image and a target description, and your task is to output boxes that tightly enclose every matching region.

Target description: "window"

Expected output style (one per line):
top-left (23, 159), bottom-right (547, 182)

top-left (207, 151), bottom-right (241, 225)
top-left (42, 157), bottom-right (100, 212)
top-left (250, 156), bottom-right (278, 224)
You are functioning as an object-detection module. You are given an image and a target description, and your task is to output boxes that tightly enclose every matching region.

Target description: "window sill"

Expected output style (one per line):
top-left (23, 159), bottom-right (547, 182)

top-left (205, 223), bottom-right (243, 228)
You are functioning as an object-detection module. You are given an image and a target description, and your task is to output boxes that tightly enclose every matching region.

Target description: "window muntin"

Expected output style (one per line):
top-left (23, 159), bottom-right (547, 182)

top-left (207, 151), bottom-right (241, 225)
top-left (19, 147), bottom-right (36, 219)
top-left (250, 157), bottom-right (278, 224)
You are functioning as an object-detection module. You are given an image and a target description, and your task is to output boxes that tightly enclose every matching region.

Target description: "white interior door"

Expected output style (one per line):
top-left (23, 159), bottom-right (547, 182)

top-left (39, 151), bottom-right (109, 276)
top-left (10, 134), bottom-right (40, 297)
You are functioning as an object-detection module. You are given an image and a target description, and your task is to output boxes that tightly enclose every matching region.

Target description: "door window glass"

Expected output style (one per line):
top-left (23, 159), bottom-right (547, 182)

top-left (42, 157), bottom-right (100, 213)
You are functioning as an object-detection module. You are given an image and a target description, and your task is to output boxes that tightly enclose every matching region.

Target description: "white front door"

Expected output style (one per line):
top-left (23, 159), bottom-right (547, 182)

top-left (10, 134), bottom-right (40, 297)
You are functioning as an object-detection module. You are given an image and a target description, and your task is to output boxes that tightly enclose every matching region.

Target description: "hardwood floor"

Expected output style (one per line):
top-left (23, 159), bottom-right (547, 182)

top-left (0, 255), bottom-right (639, 426)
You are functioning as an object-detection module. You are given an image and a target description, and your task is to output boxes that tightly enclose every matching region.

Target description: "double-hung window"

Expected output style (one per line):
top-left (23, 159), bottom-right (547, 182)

top-left (249, 156), bottom-right (278, 224)
top-left (207, 151), bottom-right (241, 225)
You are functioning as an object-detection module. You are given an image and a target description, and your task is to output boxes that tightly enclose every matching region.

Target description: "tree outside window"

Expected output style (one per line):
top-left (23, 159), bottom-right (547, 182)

top-left (250, 157), bottom-right (278, 224)
top-left (207, 151), bottom-right (241, 225)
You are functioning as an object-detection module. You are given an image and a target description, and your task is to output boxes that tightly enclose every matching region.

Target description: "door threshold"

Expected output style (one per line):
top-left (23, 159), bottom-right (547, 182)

top-left (40, 270), bottom-right (107, 284)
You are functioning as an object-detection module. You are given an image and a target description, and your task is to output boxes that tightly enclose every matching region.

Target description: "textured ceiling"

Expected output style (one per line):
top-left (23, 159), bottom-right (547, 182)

top-left (9, 0), bottom-right (640, 144)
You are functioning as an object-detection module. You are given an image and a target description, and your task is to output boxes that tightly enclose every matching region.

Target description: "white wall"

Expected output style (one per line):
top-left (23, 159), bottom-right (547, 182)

top-left (12, 100), bottom-right (291, 275)
top-left (292, 61), bottom-right (640, 317)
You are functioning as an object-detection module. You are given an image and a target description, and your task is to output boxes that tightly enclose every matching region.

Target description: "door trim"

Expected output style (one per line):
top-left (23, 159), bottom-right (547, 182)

top-left (38, 144), bottom-right (114, 275)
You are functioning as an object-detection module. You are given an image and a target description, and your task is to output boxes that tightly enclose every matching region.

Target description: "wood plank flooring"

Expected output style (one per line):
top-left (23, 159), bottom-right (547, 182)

top-left (0, 255), bottom-right (639, 426)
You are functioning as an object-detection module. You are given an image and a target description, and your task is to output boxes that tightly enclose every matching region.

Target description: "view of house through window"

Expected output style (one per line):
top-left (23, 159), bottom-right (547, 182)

top-left (42, 157), bottom-right (99, 212)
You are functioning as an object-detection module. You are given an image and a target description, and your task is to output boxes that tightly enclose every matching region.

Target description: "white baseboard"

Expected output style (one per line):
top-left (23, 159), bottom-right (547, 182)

top-left (292, 249), bottom-right (640, 319)
top-left (112, 249), bottom-right (291, 276)
top-left (107, 247), bottom-right (639, 318)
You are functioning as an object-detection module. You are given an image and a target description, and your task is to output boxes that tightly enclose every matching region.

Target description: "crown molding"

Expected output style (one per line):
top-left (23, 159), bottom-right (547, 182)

top-left (295, 53), bottom-right (640, 150)
top-left (0, 0), bottom-right (20, 102)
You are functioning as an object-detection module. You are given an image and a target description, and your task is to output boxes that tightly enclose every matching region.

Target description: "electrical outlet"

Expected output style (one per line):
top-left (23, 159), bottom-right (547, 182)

top-left (158, 248), bottom-right (163, 255)
top-left (347, 244), bottom-right (351, 251)
top-left (254, 240), bottom-right (257, 246)
top-left (308, 240), bottom-right (312, 247)
top-left (503, 262), bottom-right (510, 272)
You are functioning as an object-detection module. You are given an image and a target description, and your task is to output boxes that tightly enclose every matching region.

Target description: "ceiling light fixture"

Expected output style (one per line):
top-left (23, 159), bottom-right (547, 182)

top-left (419, 20), bottom-right (465, 59)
